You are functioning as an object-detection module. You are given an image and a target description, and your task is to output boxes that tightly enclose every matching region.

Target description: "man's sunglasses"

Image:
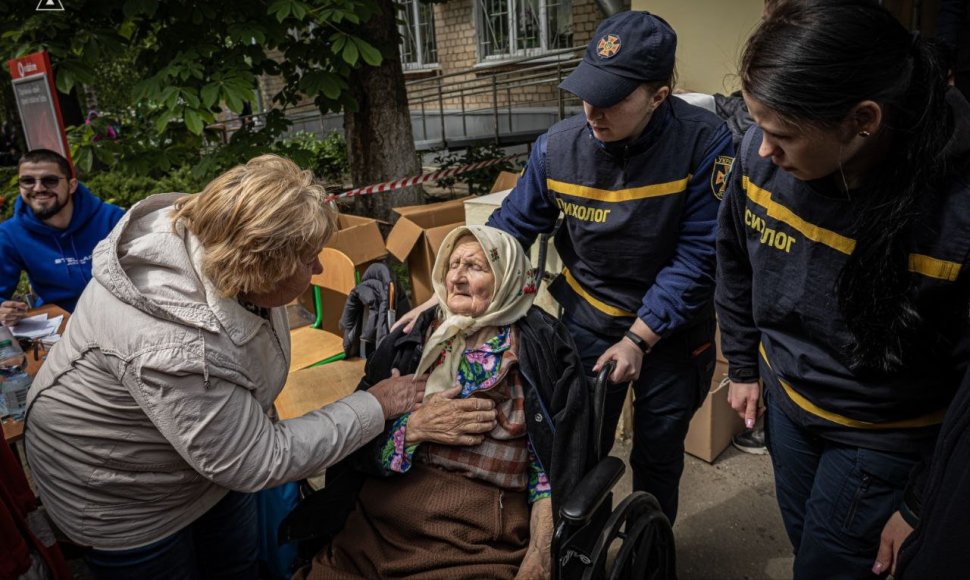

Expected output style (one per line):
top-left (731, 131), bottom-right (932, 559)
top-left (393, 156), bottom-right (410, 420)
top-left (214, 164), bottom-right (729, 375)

top-left (19, 175), bottom-right (65, 189)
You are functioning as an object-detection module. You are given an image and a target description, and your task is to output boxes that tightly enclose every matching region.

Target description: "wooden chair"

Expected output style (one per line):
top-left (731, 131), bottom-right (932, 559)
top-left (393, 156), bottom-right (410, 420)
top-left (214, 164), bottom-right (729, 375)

top-left (288, 248), bottom-right (359, 373)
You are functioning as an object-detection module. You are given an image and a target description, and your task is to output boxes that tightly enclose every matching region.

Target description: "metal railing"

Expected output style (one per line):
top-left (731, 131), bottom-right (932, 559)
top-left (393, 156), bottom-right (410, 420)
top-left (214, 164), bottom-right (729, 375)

top-left (405, 46), bottom-right (585, 149)
top-left (215, 46), bottom-right (585, 150)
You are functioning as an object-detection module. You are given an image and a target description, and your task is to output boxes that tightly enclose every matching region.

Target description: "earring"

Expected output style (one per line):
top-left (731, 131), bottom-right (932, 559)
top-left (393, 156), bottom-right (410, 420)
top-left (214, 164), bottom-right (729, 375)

top-left (858, 130), bottom-right (871, 138)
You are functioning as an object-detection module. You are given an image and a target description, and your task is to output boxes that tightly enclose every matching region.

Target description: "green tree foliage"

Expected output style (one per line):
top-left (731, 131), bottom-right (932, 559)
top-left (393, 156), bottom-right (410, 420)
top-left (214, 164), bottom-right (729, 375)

top-left (0, 0), bottom-right (383, 179)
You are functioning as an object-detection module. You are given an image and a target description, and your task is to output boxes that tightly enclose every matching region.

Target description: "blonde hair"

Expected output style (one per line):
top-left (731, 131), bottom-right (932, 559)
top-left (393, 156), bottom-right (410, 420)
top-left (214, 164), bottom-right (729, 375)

top-left (171, 154), bottom-right (338, 297)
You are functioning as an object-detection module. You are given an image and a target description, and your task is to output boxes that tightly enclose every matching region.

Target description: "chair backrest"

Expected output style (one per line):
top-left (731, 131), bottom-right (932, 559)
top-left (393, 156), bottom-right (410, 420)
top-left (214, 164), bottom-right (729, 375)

top-left (313, 248), bottom-right (357, 293)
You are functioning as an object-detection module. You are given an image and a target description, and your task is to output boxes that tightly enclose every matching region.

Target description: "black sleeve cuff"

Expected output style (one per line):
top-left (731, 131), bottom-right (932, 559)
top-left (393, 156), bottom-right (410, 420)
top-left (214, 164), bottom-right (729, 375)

top-left (728, 366), bottom-right (760, 382)
top-left (900, 476), bottom-right (924, 528)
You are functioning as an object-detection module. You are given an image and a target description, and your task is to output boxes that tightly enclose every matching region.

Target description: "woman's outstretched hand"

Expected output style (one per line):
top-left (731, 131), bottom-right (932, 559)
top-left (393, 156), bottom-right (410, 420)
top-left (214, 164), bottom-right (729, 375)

top-left (368, 369), bottom-right (428, 420)
top-left (405, 385), bottom-right (497, 446)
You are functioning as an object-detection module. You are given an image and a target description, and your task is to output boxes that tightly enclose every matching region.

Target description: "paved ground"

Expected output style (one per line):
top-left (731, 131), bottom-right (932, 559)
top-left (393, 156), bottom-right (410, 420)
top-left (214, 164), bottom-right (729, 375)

top-left (609, 440), bottom-right (794, 579)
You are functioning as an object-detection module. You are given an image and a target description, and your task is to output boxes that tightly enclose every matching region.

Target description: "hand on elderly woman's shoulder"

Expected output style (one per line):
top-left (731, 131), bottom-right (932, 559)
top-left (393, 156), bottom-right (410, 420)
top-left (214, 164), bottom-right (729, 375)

top-left (405, 385), bottom-right (498, 446)
top-left (368, 369), bottom-right (428, 420)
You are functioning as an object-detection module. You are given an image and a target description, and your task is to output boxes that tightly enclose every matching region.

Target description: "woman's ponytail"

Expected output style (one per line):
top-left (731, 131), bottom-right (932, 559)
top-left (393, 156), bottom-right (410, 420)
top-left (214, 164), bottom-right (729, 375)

top-left (742, 0), bottom-right (953, 374)
top-left (836, 33), bottom-right (950, 373)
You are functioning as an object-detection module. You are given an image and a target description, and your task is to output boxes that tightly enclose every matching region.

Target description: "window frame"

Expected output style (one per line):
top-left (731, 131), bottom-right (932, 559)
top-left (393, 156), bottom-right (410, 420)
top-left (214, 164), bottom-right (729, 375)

top-left (476, 0), bottom-right (572, 62)
top-left (399, 0), bottom-right (439, 71)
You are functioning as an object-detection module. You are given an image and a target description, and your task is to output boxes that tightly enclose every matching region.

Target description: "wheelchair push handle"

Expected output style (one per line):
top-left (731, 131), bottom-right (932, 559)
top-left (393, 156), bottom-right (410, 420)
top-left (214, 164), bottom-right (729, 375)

top-left (596, 360), bottom-right (616, 389)
top-left (592, 359), bottom-right (616, 462)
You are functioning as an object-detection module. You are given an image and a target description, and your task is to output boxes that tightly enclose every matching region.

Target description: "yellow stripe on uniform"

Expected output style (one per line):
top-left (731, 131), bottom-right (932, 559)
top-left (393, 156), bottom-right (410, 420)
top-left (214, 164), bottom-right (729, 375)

top-left (562, 267), bottom-right (635, 317)
top-left (759, 343), bottom-right (946, 429)
top-left (908, 253), bottom-right (962, 281)
top-left (548, 176), bottom-right (690, 203)
top-left (743, 177), bottom-right (857, 255)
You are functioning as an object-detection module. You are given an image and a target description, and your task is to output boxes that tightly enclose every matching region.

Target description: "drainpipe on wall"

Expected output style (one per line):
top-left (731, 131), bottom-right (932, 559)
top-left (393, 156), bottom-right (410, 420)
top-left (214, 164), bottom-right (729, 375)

top-left (594, 0), bottom-right (624, 17)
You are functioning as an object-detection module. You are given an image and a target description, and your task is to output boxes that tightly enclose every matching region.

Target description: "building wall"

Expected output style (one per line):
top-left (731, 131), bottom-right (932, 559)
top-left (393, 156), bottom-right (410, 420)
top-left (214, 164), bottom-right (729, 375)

top-left (631, 0), bottom-right (939, 96)
top-left (408, 0), bottom-right (626, 111)
top-left (254, 0), bottom-right (630, 142)
top-left (633, 0), bottom-right (762, 95)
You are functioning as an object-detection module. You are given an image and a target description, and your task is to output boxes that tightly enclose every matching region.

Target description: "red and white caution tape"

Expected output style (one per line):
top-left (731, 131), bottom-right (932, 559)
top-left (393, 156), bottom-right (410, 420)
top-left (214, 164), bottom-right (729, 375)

top-left (330, 153), bottom-right (526, 200)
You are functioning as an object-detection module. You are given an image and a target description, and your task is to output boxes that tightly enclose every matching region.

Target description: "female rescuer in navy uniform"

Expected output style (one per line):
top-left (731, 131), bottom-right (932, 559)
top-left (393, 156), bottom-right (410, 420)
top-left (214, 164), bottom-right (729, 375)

top-left (716, 1), bottom-right (970, 577)
top-left (487, 10), bottom-right (734, 525)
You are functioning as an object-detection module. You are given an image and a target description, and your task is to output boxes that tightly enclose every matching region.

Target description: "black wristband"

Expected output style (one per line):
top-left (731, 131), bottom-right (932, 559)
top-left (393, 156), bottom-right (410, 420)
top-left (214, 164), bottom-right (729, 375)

top-left (624, 330), bottom-right (651, 354)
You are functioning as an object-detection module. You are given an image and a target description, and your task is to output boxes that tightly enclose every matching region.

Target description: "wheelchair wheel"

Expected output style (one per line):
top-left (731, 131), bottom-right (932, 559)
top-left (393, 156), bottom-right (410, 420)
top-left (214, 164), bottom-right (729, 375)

top-left (609, 500), bottom-right (675, 580)
top-left (581, 491), bottom-right (676, 580)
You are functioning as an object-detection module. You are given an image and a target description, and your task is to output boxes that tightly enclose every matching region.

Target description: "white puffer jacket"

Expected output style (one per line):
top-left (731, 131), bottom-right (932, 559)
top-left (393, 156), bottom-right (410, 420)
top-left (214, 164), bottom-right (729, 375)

top-left (24, 193), bottom-right (384, 550)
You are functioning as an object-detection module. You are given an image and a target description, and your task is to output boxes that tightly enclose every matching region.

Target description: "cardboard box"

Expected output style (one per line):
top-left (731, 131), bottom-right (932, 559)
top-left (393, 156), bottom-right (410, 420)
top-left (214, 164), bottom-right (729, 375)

top-left (326, 214), bottom-right (387, 275)
top-left (490, 170), bottom-right (520, 193)
top-left (296, 214), bottom-right (387, 333)
top-left (386, 198), bottom-right (469, 305)
top-left (684, 360), bottom-right (745, 463)
top-left (714, 324), bottom-right (728, 363)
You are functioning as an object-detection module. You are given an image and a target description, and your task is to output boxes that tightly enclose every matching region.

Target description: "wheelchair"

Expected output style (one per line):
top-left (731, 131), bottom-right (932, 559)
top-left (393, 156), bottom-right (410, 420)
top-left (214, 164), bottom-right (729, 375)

top-left (534, 225), bottom-right (677, 578)
top-left (278, 354), bottom-right (675, 580)
top-left (551, 359), bottom-right (676, 579)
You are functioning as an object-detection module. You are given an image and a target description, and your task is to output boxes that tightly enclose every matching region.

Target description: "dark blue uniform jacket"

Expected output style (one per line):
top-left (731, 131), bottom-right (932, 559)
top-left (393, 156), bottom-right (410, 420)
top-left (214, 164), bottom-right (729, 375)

top-left (716, 91), bottom-right (970, 456)
top-left (489, 97), bottom-right (734, 339)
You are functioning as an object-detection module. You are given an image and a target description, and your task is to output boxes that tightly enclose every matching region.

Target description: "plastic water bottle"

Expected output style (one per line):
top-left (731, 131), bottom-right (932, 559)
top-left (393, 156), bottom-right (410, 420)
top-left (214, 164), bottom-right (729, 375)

top-left (0, 327), bottom-right (29, 419)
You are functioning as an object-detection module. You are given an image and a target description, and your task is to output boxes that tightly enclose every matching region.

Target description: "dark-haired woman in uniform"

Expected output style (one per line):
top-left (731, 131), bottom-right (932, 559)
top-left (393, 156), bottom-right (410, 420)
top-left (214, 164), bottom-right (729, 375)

top-left (716, 1), bottom-right (970, 577)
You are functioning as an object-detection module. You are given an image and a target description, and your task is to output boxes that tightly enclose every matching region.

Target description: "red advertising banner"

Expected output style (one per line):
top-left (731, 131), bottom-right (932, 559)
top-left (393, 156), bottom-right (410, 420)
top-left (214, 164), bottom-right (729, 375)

top-left (8, 51), bottom-right (71, 165)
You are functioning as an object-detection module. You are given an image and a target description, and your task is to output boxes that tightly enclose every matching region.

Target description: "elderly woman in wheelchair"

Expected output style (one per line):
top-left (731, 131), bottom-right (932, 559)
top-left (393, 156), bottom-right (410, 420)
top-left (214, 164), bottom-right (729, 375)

top-left (292, 225), bottom-right (592, 579)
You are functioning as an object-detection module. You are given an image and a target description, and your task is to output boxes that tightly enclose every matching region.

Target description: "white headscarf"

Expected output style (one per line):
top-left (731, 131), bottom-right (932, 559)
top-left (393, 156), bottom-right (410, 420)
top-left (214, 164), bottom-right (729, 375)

top-left (414, 225), bottom-right (537, 397)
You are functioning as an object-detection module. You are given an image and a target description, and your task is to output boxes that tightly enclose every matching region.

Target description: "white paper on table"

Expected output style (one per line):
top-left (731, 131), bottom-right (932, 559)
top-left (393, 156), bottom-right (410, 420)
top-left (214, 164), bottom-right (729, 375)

top-left (11, 314), bottom-right (63, 339)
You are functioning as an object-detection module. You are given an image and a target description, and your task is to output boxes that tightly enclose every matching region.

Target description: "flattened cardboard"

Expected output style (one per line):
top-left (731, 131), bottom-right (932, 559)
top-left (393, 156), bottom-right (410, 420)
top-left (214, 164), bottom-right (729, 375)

top-left (386, 198), bottom-right (469, 304)
top-left (684, 360), bottom-right (745, 463)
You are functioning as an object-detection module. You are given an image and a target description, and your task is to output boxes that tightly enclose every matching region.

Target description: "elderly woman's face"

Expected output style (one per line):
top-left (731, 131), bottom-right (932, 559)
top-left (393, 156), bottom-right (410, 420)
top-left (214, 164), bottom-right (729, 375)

top-left (445, 238), bottom-right (494, 317)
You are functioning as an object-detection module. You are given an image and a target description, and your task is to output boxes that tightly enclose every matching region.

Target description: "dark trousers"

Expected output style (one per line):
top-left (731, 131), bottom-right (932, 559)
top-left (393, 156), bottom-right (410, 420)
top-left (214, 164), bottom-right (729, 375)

top-left (85, 490), bottom-right (260, 580)
top-left (765, 390), bottom-right (919, 579)
top-left (564, 313), bottom-right (715, 524)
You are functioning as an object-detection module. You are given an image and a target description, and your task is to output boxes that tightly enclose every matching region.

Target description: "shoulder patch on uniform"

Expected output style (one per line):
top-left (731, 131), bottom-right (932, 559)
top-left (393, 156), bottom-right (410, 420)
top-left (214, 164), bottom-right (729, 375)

top-left (711, 155), bottom-right (734, 200)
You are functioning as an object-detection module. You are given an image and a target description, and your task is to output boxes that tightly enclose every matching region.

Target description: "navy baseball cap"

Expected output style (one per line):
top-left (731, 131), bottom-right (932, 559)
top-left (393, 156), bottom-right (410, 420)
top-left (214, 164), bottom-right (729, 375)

top-left (560, 11), bottom-right (677, 108)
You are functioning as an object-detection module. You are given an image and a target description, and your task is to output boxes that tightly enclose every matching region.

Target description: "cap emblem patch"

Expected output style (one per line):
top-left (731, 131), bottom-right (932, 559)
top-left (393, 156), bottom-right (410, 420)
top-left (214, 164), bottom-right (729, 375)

top-left (597, 34), bottom-right (621, 58)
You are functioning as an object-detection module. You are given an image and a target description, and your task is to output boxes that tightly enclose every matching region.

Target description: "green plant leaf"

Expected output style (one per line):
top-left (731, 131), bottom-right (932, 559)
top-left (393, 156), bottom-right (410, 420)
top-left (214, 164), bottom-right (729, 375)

top-left (154, 113), bottom-right (171, 134)
top-left (200, 84), bottom-right (220, 109)
top-left (268, 0), bottom-right (292, 22)
top-left (356, 39), bottom-right (382, 67)
top-left (184, 109), bottom-right (204, 135)
top-left (342, 40), bottom-right (359, 66)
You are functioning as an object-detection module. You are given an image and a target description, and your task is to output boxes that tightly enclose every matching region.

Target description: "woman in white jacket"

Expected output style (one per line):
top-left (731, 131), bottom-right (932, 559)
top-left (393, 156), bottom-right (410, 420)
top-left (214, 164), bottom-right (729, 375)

top-left (23, 155), bottom-right (440, 579)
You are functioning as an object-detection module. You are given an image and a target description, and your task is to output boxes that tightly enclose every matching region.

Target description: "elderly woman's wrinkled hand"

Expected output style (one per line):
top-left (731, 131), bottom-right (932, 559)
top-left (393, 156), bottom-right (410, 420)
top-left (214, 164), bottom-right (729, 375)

top-left (405, 385), bottom-right (498, 446)
top-left (368, 369), bottom-right (428, 420)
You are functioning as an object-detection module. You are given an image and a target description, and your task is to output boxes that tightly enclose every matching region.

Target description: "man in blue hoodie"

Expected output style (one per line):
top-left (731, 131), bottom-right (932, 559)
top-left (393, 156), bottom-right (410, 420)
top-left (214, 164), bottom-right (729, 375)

top-left (0, 149), bottom-right (124, 323)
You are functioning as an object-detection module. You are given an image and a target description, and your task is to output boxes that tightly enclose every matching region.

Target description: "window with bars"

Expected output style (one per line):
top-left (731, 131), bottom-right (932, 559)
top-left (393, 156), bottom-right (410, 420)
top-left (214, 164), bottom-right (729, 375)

top-left (478, 0), bottom-right (573, 60)
top-left (400, 0), bottom-right (439, 70)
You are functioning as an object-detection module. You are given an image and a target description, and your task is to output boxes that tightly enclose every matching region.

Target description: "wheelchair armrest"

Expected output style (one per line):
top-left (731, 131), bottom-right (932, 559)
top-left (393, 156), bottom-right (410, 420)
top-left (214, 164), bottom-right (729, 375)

top-left (559, 456), bottom-right (625, 524)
